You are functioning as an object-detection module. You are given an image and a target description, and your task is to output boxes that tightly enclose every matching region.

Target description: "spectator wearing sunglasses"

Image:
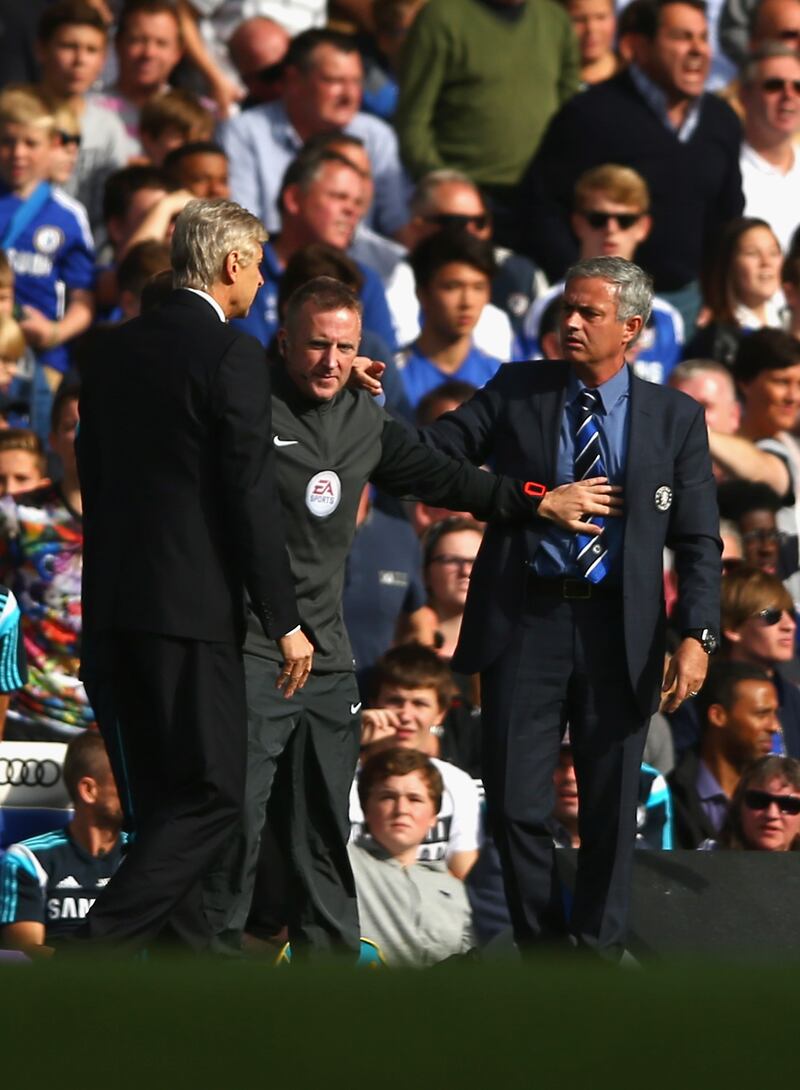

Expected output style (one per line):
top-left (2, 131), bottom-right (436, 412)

top-left (385, 169), bottom-right (545, 359)
top-left (718, 479), bottom-right (799, 581)
top-left (740, 45), bottom-right (800, 252)
top-left (669, 566), bottom-right (800, 756)
top-left (701, 753), bottom-right (800, 849)
top-left (668, 660), bottom-right (780, 848)
top-left (519, 165), bottom-right (684, 384)
top-left (227, 17), bottom-right (290, 110)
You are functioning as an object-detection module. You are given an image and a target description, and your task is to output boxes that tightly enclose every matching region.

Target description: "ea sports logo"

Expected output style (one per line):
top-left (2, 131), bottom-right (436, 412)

top-left (305, 470), bottom-right (341, 518)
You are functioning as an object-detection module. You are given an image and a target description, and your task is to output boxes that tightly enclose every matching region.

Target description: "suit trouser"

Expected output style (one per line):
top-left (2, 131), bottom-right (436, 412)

top-left (202, 654), bottom-right (362, 957)
top-left (480, 593), bottom-right (649, 958)
top-left (79, 632), bottom-right (247, 949)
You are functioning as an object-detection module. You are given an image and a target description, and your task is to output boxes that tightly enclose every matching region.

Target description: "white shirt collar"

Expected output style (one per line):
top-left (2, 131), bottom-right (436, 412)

top-left (742, 141), bottom-right (797, 177)
top-left (181, 287), bottom-right (227, 324)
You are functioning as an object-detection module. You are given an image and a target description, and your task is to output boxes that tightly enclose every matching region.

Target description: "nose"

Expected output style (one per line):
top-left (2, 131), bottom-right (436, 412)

top-left (391, 794), bottom-right (410, 816)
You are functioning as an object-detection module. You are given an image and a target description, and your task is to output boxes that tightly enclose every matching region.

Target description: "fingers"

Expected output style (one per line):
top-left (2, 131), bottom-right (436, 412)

top-left (662, 656), bottom-right (677, 692)
top-left (582, 496), bottom-right (624, 516)
top-left (565, 519), bottom-right (603, 534)
top-left (361, 709), bottom-right (400, 746)
top-left (276, 656), bottom-right (313, 698)
top-left (663, 679), bottom-right (691, 714)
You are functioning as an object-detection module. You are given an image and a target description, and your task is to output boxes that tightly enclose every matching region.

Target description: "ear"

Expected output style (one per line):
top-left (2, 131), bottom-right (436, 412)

top-left (570, 211), bottom-right (585, 241)
top-left (107, 216), bottom-right (125, 248)
top-left (626, 31), bottom-right (650, 67)
top-left (722, 625), bottom-right (741, 645)
top-left (621, 314), bottom-right (643, 346)
top-left (706, 702), bottom-right (728, 730)
top-left (76, 775), bottom-right (98, 806)
top-left (221, 250), bottom-right (238, 284)
top-left (277, 327), bottom-right (289, 358)
top-left (540, 331), bottom-right (562, 360)
top-left (282, 183), bottom-right (302, 218)
top-left (635, 214), bottom-right (653, 243)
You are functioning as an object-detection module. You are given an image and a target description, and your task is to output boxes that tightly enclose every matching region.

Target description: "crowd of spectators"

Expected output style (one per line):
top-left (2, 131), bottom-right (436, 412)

top-left (0, 0), bottom-right (799, 966)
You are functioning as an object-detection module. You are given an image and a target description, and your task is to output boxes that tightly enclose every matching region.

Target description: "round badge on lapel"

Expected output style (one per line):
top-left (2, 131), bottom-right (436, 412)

top-left (654, 485), bottom-right (673, 511)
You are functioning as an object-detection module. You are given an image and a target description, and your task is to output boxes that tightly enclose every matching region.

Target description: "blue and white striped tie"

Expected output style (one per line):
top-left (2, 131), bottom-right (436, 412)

top-left (574, 389), bottom-right (609, 583)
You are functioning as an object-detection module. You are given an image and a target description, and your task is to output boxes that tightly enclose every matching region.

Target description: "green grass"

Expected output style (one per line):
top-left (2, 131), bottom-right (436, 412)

top-left (2, 955), bottom-right (799, 1087)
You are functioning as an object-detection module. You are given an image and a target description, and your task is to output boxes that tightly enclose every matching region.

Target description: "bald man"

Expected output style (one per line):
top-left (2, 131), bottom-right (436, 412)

top-left (228, 16), bottom-right (289, 106)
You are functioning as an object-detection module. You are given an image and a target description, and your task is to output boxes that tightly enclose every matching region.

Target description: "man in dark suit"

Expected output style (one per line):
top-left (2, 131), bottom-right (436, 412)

top-left (420, 255), bottom-right (721, 958)
top-left (520, 0), bottom-right (743, 333)
top-left (76, 198), bottom-right (313, 949)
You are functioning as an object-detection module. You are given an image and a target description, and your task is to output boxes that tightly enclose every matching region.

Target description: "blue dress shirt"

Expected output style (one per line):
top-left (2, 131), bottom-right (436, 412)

top-left (533, 364), bottom-right (630, 582)
top-left (218, 100), bottom-right (410, 237)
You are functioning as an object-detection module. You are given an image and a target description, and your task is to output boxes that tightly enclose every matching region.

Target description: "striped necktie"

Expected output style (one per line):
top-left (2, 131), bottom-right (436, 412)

top-left (574, 388), bottom-right (609, 583)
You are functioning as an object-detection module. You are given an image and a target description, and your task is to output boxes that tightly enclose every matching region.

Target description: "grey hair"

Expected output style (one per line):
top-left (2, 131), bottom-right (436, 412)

top-left (669, 357), bottom-right (736, 391)
top-left (565, 256), bottom-right (654, 329)
top-left (742, 42), bottom-right (800, 84)
top-left (171, 198), bottom-right (267, 291)
top-left (410, 168), bottom-right (483, 218)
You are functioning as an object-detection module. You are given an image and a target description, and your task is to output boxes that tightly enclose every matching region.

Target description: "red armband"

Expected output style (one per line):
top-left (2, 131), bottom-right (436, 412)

top-left (523, 481), bottom-right (547, 498)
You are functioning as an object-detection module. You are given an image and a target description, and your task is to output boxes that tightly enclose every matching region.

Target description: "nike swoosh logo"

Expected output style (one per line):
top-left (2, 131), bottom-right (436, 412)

top-left (350, 702), bottom-right (362, 714)
top-left (274, 437), bottom-right (299, 447)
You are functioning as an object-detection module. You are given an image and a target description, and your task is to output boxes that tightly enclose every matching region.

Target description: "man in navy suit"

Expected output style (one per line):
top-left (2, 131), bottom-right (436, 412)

top-left (419, 256), bottom-right (721, 958)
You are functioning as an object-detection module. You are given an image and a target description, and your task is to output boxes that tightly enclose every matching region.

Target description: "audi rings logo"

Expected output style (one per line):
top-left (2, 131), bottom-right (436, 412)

top-left (0, 758), bottom-right (61, 787)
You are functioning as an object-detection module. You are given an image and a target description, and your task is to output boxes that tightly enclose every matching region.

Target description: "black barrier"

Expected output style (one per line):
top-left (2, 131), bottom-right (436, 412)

top-left (556, 849), bottom-right (800, 956)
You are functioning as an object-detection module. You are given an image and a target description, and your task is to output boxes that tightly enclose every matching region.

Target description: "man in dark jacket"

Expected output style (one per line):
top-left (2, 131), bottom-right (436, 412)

top-left (77, 198), bottom-right (312, 950)
top-left (521, 0), bottom-right (743, 332)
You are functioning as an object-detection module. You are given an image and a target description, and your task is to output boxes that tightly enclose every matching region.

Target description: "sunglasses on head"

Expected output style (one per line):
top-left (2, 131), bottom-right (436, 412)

top-left (761, 78), bottom-right (800, 95)
top-left (582, 211), bottom-right (643, 229)
top-left (744, 789), bottom-right (800, 815)
top-left (424, 213), bottom-right (489, 230)
top-left (754, 607), bottom-right (791, 625)
top-left (255, 60), bottom-right (285, 83)
top-left (57, 131), bottom-right (81, 147)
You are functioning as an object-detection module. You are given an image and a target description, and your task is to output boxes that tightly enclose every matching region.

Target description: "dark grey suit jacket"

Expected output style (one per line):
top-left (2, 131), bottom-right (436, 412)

top-left (77, 290), bottom-right (300, 645)
top-left (423, 360), bottom-right (721, 715)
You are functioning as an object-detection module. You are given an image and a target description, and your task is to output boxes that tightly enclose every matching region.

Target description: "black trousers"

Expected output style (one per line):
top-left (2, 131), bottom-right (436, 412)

top-left (480, 593), bottom-right (649, 958)
top-left (202, 655), bottom-right (362, 957)
top-left (80, 632), bottom-right (247, 950)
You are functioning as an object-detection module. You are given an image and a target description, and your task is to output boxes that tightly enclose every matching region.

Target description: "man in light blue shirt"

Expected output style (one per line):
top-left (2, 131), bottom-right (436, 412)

top-left (533, 364), bottom-right (629, 582)
top-left (218, 28), bottom-right (409, 238)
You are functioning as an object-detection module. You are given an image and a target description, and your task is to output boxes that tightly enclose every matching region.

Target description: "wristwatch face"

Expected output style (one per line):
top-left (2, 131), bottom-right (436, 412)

top-left (700, 629), bottom-right (718, 655)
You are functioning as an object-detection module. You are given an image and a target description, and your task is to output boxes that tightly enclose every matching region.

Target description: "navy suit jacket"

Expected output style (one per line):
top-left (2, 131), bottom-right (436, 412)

top-left (423, 360), bottom-right (722, 715)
